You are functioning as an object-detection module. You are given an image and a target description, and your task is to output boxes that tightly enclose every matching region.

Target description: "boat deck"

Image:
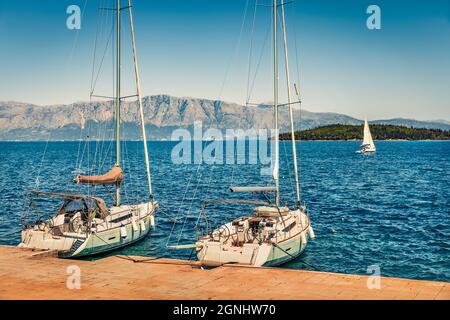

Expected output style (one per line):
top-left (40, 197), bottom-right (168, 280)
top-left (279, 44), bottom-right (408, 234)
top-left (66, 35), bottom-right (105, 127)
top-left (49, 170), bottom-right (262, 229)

top-left (0, 246), bottom-right (448, 300)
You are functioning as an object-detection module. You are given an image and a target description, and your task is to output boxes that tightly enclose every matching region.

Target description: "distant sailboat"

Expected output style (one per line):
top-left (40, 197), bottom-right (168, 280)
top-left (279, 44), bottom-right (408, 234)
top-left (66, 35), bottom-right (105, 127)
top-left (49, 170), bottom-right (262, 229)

top-left (359, 118), bottom-right (376, 153)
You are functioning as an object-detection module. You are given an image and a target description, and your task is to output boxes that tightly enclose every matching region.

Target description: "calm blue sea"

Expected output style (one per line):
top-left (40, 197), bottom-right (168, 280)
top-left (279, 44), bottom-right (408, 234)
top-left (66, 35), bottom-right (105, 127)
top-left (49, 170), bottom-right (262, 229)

top-left (0, 140), bottom-right (449, 282)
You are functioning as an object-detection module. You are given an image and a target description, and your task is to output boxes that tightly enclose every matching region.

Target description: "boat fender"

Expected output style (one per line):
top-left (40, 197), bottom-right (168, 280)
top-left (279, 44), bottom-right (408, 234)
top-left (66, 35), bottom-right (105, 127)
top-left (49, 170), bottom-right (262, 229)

top-left (308, 226), bottom-right (315, 240)
top-left (150, 215), bottom-right (155, 228)
top-left (132, 219), bottom-right (138, 232)
top-left (120, 225), bottom-right (127, 238)
top-left (140, 220), bottom-right (146, 231)
top-left (301, 232), bottom-right (307, 246)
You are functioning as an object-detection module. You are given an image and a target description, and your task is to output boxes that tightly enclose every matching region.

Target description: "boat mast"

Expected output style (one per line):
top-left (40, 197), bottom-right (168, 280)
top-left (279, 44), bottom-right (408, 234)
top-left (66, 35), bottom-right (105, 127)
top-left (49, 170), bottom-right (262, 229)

top-left (128, 0), bottom-right (153, 198)
top-left (280, 0), bottom-right (301, 206)
top-left (115, 0), bottom-right (121, 206)
top-left (273, 0), bottom-right (280, 207)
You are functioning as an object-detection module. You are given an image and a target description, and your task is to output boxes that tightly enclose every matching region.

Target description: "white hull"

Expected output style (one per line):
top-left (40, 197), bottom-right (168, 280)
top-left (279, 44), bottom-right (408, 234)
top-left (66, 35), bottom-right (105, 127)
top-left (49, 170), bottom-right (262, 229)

top-left (196, 207), bottom-right (313, 267)
top-left (19, 201), bottom-right (157, 258)
top-left (357, 147), bottom-right (376, 154)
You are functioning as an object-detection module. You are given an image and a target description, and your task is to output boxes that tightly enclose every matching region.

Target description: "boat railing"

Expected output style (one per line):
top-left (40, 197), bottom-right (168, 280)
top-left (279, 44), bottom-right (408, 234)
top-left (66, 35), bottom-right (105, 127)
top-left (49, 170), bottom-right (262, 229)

top-left (197, 199), bottom-right (273, 235)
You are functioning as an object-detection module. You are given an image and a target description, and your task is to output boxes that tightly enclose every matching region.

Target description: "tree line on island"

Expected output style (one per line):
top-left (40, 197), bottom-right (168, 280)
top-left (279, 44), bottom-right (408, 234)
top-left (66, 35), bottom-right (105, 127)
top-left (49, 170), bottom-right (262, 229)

top-left (279, 124), bottom-right (450, 141)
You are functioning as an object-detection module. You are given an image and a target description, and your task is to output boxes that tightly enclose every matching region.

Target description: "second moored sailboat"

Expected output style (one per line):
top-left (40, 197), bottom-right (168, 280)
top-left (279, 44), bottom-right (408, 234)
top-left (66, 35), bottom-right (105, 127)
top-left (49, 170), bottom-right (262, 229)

top-left (190, 0), bottom-right (315, 267)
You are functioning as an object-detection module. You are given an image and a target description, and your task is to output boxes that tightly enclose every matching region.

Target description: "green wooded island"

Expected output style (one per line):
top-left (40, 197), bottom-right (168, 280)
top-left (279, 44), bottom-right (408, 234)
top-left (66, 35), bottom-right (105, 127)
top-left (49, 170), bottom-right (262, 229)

top-left (280, 124), bottom-right (450, 141)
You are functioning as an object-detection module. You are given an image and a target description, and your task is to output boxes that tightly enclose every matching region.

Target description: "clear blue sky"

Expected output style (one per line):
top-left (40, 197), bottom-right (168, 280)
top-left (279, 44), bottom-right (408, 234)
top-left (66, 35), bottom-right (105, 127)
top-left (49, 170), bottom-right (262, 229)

top-left (0, 0), bottom-right (449, 121)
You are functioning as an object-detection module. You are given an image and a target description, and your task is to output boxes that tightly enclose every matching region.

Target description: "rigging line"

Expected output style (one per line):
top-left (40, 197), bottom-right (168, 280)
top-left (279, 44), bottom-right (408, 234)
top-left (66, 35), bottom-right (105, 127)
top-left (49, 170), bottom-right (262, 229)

top-left (175, 146), bottom-right (211, 245)
top-left (230, 0), bottom-right (256, 188)
top-left (80, 1), bottom-right (105, 176)
top-left (292, 0), bottom-right (302, 93)
top-left (92, 5), bottom-right (112, 176)
top-left (94, 108), bottom-right (107, 175)
top-left (96, 107), bottom-right (115, 171)
top-left (194, 145), bottom-right (220, 231)
top-left (77, 135), bottom-right (88, 171)
top-left (34, 134), bottom-right (51, 191)
top-left (37, 4), bottom-right (88, 189)
top-left (66, 0), bottom-right (89, 73)
top-left (165, 155), bottom-right (203, 247)
top-left (91, 23), bottom-right (115, 96)
top-left (176, 167), bottom-right (204, 245)
top-left (217, 0), bottom-right (250, 101)
top-left (74, 121), bottom-right (85, 172)
top-left (89, 2), bottom-right (102, 96)
top-left (246, 0), bottom-right (258, 104)
top-left (92, 111), bottom-right (104, 176)
top-left (77, 9), bottom-right (112, 178)
top-left (122, 116), bottom-right (138, 206)
top-left (165, 0), bottom-right (248, 245)
top-left (122, 131), bottom-right (131, 206)
top-left (165, 0), bottom-right (254, 244)
top-left (231, 0), bottom-right (264, 187)
top-left (131, 133), bottom-right (139, 203)
top-left (246, 18), bottom-right (271, 102)
top-left (231, 41), bottom-right (273, 190)
top-left (156, 207), bottom-right (178, 224)
top-left (98, 128), bottom-right (114, 171)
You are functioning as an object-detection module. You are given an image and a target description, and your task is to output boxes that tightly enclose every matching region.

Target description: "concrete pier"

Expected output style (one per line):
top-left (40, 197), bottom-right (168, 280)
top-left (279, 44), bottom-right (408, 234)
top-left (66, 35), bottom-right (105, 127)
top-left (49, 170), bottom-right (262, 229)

top-left (0, 246), bottom-right (448, 300)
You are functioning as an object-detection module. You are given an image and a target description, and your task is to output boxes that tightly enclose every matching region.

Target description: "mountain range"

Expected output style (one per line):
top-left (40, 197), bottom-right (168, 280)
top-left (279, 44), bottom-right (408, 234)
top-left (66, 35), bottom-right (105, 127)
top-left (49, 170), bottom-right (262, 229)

top-left (1, 94), bottom-right (449, 140)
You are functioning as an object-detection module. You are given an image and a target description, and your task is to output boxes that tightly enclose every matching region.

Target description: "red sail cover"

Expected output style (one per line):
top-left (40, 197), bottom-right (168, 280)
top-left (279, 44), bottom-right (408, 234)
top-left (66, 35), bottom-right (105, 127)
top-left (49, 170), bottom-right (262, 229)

top-left (75, 166), bottom-right (124, 185)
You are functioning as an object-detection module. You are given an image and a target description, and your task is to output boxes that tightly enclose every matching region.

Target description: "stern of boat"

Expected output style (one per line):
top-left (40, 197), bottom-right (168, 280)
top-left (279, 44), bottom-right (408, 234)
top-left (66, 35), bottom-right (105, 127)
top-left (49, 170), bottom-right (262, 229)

top-left (19, 227), bottom-right (84, 253)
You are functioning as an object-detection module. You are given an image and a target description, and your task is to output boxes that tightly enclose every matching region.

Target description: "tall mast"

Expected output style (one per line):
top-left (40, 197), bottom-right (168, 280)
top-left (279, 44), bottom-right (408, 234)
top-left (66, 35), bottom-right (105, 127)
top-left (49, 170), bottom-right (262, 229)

top-left (115, 0), bottom-right (121, 206)
top-left (273, 0), bottom-right (280, 207)
top-left (128, 0), bottom-right (153, 198)
top-left (280, 0), bottom-right (301, 206)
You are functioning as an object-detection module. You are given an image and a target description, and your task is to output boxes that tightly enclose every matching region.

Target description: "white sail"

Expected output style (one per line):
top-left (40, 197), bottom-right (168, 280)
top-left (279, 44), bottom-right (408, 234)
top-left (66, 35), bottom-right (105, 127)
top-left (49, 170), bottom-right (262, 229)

top-left (361, 118), bottom-right (376, 152)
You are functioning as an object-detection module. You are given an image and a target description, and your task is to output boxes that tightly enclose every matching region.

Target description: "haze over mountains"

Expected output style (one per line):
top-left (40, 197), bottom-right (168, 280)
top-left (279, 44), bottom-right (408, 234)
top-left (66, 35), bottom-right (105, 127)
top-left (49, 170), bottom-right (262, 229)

top-left (0, 94), bottom-right (449, 140)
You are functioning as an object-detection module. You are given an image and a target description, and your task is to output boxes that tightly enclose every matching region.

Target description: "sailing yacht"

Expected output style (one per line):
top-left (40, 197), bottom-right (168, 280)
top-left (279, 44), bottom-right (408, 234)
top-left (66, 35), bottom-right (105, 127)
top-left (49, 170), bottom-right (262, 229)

top-left (19, 0), bottom-right (157, 258)
top-left (359, 118), bottom-right (376, 153)
top-left (193, 0), bottom-right (314, 267)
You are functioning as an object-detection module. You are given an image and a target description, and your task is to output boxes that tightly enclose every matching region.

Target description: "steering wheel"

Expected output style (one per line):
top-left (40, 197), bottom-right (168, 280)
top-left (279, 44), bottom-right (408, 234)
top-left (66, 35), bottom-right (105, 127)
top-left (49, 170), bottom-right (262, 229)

top-left (36, 220), bottom-right (46, 231)
top-left (212, 225), bottom-right (230, 242)
top-left (70, 216), bottom-right (84, 233)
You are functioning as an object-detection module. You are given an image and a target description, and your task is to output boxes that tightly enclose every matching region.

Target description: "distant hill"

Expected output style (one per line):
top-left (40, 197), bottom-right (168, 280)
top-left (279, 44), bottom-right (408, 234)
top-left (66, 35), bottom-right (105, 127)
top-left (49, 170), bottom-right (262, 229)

top-left (0, 95), bottom-right (449, 140)
top-left (280, 124), bottom-right (450, 141)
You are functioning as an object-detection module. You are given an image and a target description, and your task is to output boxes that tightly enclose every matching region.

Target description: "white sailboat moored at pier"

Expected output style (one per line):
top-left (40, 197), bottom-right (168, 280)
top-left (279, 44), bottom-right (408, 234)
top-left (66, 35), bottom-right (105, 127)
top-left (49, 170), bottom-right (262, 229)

top-left (178, 0), bottom-right (315, 267)
top-left (19, 0), bottom-right (157, 258)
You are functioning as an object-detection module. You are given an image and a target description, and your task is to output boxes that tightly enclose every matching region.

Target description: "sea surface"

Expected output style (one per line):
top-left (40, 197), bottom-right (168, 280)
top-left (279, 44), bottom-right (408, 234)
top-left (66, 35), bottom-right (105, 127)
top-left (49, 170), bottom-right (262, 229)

top-left (0, 140), bottom-right (449, 282)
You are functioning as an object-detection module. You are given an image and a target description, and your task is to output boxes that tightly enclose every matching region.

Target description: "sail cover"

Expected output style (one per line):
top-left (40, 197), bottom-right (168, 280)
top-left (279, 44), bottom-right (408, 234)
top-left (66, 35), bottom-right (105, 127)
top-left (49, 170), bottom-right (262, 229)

top-left (75, 165), bottom-right (124, 185)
